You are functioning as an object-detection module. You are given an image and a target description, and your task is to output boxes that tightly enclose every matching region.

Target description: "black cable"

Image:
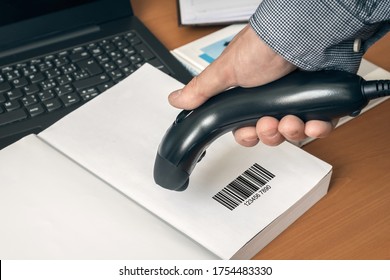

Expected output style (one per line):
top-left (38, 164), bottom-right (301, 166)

top-left (362, 79), bottom-right (390, 100)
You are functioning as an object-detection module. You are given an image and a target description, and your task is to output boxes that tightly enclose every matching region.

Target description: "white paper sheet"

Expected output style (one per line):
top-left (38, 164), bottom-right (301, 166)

top-left (179, 0), bottom-right (262, 24)
top-left (0, 134), bottom-right (217, 259)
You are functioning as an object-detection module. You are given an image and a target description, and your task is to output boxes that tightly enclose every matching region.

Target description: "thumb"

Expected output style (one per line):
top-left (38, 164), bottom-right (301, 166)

top-left (168, 61), bottom-right (233, 110)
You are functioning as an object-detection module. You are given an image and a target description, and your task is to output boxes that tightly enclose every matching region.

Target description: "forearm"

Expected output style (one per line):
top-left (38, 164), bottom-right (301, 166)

top-left (250, 0), bottom-right (390, 73)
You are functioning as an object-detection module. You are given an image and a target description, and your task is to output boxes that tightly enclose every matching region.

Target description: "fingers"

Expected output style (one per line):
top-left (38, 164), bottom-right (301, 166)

top-left (278, 115), bottom-right (306, 142)
top-left (304, 119), bottom-right (337, 138)
top-left (256, 116), bottom-right (286, 146)
top-left (233, 117), bottom-right (284, 147)
top-left (233, 126), bottom-right (260, 147)
top-left (233, 116), bottom-right (336, 147)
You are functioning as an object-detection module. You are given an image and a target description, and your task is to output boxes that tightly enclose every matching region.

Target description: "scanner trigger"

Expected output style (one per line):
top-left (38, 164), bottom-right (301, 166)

top-left (197, 150), bottom-right (206, 163)
top-left (349, 110), bottom-right (361, 117)
top-left (175, 110), bottom-right (193, 124)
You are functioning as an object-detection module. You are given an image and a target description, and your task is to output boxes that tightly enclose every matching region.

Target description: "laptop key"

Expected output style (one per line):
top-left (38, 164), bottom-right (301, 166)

top-left (38, 61), bottom-right (53, 71)
top-left (60, 93), bottom-right (81, 107)
top-left (54, 57), bottom-right (69, 67)
top-left (26, 103), bottom-right (45, 117)
top-left (56, 74), bottom-right (73, 86)
top-left (69, 51), bottom-right (90, 62)
top-left (21, 95), bottom-right (38, 107)
top-left (77, 59), bottom-right (103, 76)
top-left (128, 37), bottom-right (141, 46)
top-left (38, 90), bottom-right (55, 101)
top-left (43, 98), bottom-right (62, 112)
top-left (102, 61), bottom-right (117, 71)
top-left (60, 64), bottom-right (77, 75)
top-left (134, 44), bottom-right (155, 60)
top-left (115, 58), bottom-right (130, 68)
top-left (73, 70), bottom-right (90, 80)
top-left (79, 88), bottom-right (100, 101)
top-left (0, 109), bottom-right (28, 126)
top-left (12, 77), bottom-right (29, 88)
top-left (6, 89), bottom-right (23, 100)
top-left (108, 69), bottom-right (124, 81)
top-left (4, 100), bottom-right (21, 111)
top-left (45, 68), bottom-right (61, 79)
top-left (40, 79), bottom-right (57, 90)
top-left (100, 42), bottom-right (116, 52)
top-left (97, 81), bottom-right (114, 92)
top-left (28, 72), bottom-right (45, 84)
top-left (5, 70), bottom-right (21, 81)
top-left (72, 74), bottom-right (110, 90)
top-left (0, 82), bottom-right (12, 93)
top-left (23, 84), bottom-right (40, 95)
top-left (55, 84), bottom-right (74, 96)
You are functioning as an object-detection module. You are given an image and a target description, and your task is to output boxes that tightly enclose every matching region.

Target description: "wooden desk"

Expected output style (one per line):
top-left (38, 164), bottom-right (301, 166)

top-left (131, 0), bottom-right (390, 259)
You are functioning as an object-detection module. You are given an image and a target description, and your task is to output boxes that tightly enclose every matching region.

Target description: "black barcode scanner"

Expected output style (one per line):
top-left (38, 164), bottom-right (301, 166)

top-left (154, 70), bottom-right (390, 191)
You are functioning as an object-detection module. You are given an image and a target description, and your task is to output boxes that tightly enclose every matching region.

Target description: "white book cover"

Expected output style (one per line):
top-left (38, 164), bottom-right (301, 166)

top-left (0, 64), bottom-right (332, 259)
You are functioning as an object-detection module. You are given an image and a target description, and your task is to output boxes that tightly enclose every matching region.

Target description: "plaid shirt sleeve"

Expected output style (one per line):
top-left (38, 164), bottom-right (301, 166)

top-left (249, 0), bottom-right (390, 73)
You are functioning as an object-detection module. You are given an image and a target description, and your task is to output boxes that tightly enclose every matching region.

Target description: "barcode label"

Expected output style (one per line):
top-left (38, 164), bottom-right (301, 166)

top-left (212, 163), bottom-right (275, 210)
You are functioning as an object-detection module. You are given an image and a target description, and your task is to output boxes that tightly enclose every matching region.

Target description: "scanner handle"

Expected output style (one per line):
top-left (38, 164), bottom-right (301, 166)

top-left (154, 70), bottom-right (368, 191)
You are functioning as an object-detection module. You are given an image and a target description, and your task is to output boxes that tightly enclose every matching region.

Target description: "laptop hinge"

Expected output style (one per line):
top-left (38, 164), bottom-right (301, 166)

top-left (0, 25), bottom-right (101, 60)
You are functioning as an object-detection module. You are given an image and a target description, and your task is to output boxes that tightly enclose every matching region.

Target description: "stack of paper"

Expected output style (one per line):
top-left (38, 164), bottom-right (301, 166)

top-left (0, 65), bottom-right (332, 259)
top-left (178, 0), bottom-right (262, 25)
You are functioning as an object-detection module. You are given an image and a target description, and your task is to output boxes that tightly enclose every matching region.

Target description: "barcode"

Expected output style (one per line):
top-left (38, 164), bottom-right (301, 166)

top-left (212, 163), bottom-right (275, 210)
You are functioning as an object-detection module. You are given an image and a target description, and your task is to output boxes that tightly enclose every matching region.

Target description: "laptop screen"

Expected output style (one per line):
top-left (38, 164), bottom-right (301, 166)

top-left (0, 0), bottom-right (98, 27)
top-left (0, 0), bottom-right (132, 50)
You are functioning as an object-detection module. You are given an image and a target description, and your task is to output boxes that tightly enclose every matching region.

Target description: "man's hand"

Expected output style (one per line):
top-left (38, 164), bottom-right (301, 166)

top-left (168, 25), bottom-right (335, 147)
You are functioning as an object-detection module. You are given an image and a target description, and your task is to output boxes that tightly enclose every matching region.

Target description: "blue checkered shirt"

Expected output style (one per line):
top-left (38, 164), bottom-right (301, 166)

top-left (249, 0), bottom-right (390, 73)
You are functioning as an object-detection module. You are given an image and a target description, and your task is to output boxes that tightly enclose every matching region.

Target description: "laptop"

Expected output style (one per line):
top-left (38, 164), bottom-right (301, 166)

top-left (0, 0), bottom-right (192, 149)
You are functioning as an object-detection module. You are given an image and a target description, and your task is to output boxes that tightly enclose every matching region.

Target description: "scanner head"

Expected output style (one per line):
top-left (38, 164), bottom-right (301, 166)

top-left (153, 106), bottom-right (214, 191)
top-left (153, 152), bottom-right (189, 191)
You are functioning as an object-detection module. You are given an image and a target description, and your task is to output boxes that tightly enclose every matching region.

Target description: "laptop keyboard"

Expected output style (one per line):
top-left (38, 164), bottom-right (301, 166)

top-left (0, 31), bottom-right (170, 127)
